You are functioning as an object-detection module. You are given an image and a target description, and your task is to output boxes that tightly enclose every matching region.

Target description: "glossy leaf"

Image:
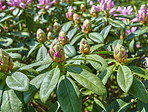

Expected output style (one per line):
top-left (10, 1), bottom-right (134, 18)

top-left (0, 80), bottom-right (3, 105)
top-left (87, 54), bottom-right (108, 71)
top-left (1, 87), bottom-right (23, 112)
top-left (129, 77), bottom-right (148, 103)
top-left (6, 72), bottom-right (29, 92)
top-left (100, 25), bottom-right (111, 39)
top-left (57, 76), bottom-right (82, 112)
top-left (109, 18), bottom-right (125, 28)
top-left (68, 66), bottom-right (107, 96)
top-left (62, 21), bottom-right (73, 33)
top-left (88, 32), bottom-right (104, 43)
top-left (48, 101), bottom-right (60, 112)
top-left (93, 98), bottom-right (106, 112)
top-left (137, 100), bottom-right (148, 112)
top-left (40, 68), bottom-right (60, 103)
top-left (36, 45), bottom-right (47, 61)
top-left (23, 71), bottom-right (48, 103)
top-left (67, 28), bottom-right (77, 40)
top-left (99, 65), bottom-right (114, 85)
top-left (64, 44), bottom-right (76, 58)
top-left (117, 65), bottom-right (133, 93)
top-left (90, 44), bottom-right (104, 53)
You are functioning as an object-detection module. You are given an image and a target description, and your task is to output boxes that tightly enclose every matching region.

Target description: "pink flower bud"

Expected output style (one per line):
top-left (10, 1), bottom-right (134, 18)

top-left (36, 28), bottom-right (46, 43)
top-left (80, 38), bottom-right (90, 54)
top-left (82, 19), bottom-right (91, 33)
top-left (58, 31), bottom-right (69, 45)
top-left (48, 39), bottom-right (65, 62)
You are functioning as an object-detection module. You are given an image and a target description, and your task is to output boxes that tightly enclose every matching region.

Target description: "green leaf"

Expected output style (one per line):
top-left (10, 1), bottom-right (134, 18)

top-left (73, 1), bottom-right (85, 4)
top-left (61, 21), bottom-right (73, 33)
top-left (25, 15), bottom-right (36, 32)
top-left (7, 32), bottom-right (30, 37)
top-left (88, 32), bottom-right (104, 43)
top-left (0, 16), bottom-right (13, 22)
top-left (9, 53), bottom-right (22, 60)
top-left (117, 102), bottom-right (132, 112)
top-left (1, 87), bottom-right (23, 112)
top-left (100, 25), bottom-right (111, 39)
top-left (87, 54), bottom-right (108, 71)
top-left (126, 27), bottom-right (148, 40)
top-left (0, 72), bottom-right (5, 79)
top-left (40, 68), bottom-right (60, 103)
top-left (20, 60), bottom-right (52, 70)
top-left (57, 76), bottom-right (82, 112)
top-left (0, 37), bottom-right (13, 47)
top-left (0, 80), bottom-right (3, 105)
top-left (70, 33), bottom-right (83, 45)
top-left (23, 71), bottom-right (47, 103)
top-left (6, 72), bottom-right (29, 92)
top-left (64, 44), bottom-right (76, 58)
top-left (90, 44), bottom-right (104, 53)
top-left (105, 96), bottom-right (132, 112)
top-left (117, 65), bottom-right (133, 93)
top-left (48, 101), bottom-right (60, 112)
top-left (99, 65), bottom-right (114, 85)
top-left (128, 66), bottom-right (148, 79)
top-left (5, 47), bottom-right (28, 52)
top-left (68, 67), bottom-right (107, 96)
top-left (129, 39), bottom-right (135, 53)
top-left (36, 45), bottom-right (47, 61)
top-left (27, 43), bottom-right (41, 57)
top-left (137, 100), bottom-right (148, 112)
top-left (109, 19), bottom-right (125, 29)
top-left (93, 98), bottom-right (106, 112)
top-left (67, 28), bottom-right (77, 40)
top-left (129, 77), bottom-right (148, 103)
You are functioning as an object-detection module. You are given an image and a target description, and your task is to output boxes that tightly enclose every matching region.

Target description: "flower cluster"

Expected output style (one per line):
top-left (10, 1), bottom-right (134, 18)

top-left (82, 19), bottom-right (91, 33)
top-left (37, 0), bottom-right (55, 10)
top-left (0, 1), bottom-right (5, 12)
top-left (137, 5), bottom-right (148, 24)
top-left (0, 49), bottom-right (13, 72)
top-left (58, 31), bottom-right (69, 45)
top-left (66, 6), bottom-right (74, 20)
top-left (96, 0), bottom-right (116, 15)
top-left (73, 14), bottom-right (81, 24)
top-left (48, 39), bottom-right (65, 62)
top-left (114, 44), bottom-right (128, 63)
top-left (6, 0), bottom-right (32, 9)
top-left (90, 5), bottom-right (100, 17)
top-left (80, 38), bottom-right (90, 54)
top-left (125, 27), bottom-right (137, 36)
top-left (117, 6), bottom-right (133, 15)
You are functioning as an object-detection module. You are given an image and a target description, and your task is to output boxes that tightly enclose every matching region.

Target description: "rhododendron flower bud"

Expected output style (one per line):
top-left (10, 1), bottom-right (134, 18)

top-left (47, 25), bottom-right (52, 32)
top-left (80, 38), bottom-right (90, 54)
top-left (53, 22), bottom-right (61, 32)
top-left (66, 0), bottom-right (71, 4)
top-left (90, 5), bottom-right (100, 17)
top-left (66, 6), bottom-right (73, 20)
top-left (82, 19), bottom-right (91, 33)
top-left (36, 28), bottom-right (46, 43)
top-left (114, 44), bottom-right (128, 63)
top-left (0, 1), bottom-right (6, 12)
top-left (48, 39), bottom-right (65, 62)
top-left (47, 32), bottom-right (54, 40)
top-left (0, 49), bottom-right (13, 72)
top-left (58, 31), bottom-right (69, 45)
top-left (80, 4), bottom-right (86, 12)
top-left (54, 0), bottom-right (59, 5)
top-left (125, 27), bottom-right (137, 35)
top-left (73, 14), bottom-right (81, 24)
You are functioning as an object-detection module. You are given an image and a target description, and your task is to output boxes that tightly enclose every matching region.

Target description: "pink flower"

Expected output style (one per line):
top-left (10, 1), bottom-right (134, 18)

top-left (6, 0), bottom-right (32, 9)
top-left (109, 8), bottom-right (116, 15)
top-left (37, 0), bottom-right (54, 10)
top-left (136, 43), bottom-right (140, 48)
top-left (89, 0), bottom-right (93, 5)
top-left (0, 1), bottom-right (6, 12)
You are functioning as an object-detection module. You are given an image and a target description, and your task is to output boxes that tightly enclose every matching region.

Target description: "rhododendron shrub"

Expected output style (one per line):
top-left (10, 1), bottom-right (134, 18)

top-left (0, 0), bottom-right (147, 112)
